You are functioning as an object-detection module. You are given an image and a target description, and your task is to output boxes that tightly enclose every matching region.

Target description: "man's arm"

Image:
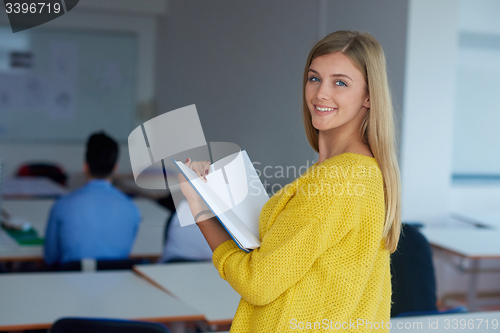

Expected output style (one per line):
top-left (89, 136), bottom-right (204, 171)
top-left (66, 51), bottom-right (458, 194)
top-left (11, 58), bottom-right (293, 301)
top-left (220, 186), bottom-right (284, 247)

top-left (43, 203), bottom-right (61, 266)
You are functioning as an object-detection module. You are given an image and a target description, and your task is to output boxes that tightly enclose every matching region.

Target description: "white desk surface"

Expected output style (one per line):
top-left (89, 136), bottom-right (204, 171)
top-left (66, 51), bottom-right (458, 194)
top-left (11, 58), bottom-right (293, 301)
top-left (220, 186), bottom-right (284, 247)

top-left (2, 177), bottom-right (67, 198)
top-left (420, 228), bottom-right (500, 259)
top-left (0, 270), bottom-right (203, 331)
top-left (135, 198), bottom-right (171, 226)
top-left (0, 198), bottom-right (170, 261)
top-left (134, 262), bottom-right (240, 325)
top-left (452, 211), bottom-right (500, 229)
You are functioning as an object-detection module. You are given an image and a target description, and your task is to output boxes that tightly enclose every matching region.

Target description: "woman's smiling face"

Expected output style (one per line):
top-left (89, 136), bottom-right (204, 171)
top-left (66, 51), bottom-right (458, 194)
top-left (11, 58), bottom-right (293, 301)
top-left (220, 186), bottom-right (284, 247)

top-left (305, 52), bottom-right (370, 134)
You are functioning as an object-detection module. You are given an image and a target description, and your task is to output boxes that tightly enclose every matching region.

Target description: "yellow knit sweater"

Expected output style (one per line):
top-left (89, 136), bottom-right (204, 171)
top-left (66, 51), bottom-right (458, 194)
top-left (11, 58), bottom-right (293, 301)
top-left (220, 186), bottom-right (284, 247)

top-left (212, 152), bottom-right (390, 332)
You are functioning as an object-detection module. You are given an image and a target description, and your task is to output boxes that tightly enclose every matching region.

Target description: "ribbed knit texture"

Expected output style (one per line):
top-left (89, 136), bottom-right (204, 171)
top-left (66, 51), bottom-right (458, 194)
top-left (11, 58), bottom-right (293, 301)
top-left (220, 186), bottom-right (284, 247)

top-left (213, 152), bottom-right (390, 332)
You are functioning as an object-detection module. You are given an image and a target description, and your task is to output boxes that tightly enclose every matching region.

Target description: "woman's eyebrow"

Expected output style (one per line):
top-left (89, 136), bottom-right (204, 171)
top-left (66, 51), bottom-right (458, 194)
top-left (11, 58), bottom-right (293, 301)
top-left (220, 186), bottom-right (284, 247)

top-left (308, 69), bottom-right (352, 81)
top-left (331, 73), bottom-right (353, 81)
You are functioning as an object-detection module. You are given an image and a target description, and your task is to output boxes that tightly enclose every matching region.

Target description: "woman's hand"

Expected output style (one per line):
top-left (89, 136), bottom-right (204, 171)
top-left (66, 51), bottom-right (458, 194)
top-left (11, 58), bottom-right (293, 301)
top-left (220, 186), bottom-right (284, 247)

top-left (178, 158), bottom-right (233, 250)
top-left (178, 158), bottom-right (211, 217)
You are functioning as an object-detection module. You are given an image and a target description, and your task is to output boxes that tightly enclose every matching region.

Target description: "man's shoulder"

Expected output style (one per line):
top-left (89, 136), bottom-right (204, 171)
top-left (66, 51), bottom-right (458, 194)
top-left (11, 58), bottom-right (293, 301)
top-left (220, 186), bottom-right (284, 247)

top-left (106, 186), bottom-right (141, 215)
top-left (52, 184), bottom-right (140, 221)
top-left (54, 183), bottom-right (99, 204)
top-left (56, 183), bottom-right (134, 206)
top-left (52, 186), bottom-right (85, 207)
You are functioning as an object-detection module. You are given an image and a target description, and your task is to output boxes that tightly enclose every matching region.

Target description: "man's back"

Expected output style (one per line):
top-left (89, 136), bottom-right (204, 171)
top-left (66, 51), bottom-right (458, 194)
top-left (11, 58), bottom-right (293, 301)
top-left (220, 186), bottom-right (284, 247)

top-left (44, 179), bottom-right (141, 265)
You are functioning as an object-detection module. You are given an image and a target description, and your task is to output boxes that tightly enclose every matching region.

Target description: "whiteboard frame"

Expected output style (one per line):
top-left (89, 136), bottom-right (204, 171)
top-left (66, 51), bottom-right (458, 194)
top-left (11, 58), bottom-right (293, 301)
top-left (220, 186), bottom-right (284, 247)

top-left (0, 0), bottom-right (165, 105)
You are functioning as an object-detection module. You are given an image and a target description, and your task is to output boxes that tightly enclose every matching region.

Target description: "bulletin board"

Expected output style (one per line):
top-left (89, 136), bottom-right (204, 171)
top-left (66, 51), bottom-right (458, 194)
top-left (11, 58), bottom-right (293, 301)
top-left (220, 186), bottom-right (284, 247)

top-left (0, 26), bottom-right (137, 143)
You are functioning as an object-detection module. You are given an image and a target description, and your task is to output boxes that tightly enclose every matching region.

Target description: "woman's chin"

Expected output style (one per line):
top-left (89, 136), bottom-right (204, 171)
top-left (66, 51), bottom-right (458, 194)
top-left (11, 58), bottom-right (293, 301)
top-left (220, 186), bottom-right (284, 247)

top-left (311, 121), bottom-right (330, 132)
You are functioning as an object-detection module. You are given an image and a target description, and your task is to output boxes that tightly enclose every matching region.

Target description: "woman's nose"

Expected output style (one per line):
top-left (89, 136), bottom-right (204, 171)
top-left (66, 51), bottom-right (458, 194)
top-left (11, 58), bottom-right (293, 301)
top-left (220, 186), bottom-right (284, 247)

top-left (315, 83), bottom-right (330, 100)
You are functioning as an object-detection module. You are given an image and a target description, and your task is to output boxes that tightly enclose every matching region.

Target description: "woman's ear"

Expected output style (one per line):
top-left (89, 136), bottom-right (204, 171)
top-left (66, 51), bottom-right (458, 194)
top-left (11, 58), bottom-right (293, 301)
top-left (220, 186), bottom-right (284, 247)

top-left (363, 96), bottom-right (370, 109)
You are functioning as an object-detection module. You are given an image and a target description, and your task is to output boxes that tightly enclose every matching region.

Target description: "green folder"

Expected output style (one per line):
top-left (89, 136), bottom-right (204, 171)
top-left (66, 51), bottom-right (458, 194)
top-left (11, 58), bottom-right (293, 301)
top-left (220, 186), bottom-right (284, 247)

top-left (2, 226), bottom-right (44, 246)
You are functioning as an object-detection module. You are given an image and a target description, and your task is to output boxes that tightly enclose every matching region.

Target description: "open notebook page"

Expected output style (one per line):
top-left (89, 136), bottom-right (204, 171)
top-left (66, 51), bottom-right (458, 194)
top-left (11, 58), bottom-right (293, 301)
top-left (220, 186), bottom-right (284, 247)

top-left (205, 168), bottom-right (232, 208)
top-left (222, 151), bottom-right (268, 238)
top-left (173, 160), bottom-right (260, 250)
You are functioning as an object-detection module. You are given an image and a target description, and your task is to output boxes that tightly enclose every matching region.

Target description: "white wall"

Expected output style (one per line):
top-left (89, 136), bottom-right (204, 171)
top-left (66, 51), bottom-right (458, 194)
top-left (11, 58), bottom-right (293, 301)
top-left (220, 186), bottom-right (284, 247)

top-left (0, 143), bottom-right (132, 178)
top-left (0, 0), bottom-right (163, 107)
top-left (452, 0), bottom-right (500, 174)
top-left (403, 0), bottom-right (500, 221)
top-left (0, 1), bottom-right (411, 194)
top-left (0, 1), bottom-right (162, 184)
top-left (155, 0), bottom-right (319, 190)
top-left (155, 0), bottom-right (409, 191)
top-left (402, 0), bottom-right (500, 301)
top-left (325, 0), bottom-right (408, 161)
top-left (458, 0), bottom-right (500, 35)
top-left (400, 0), bottom-right (460, 225)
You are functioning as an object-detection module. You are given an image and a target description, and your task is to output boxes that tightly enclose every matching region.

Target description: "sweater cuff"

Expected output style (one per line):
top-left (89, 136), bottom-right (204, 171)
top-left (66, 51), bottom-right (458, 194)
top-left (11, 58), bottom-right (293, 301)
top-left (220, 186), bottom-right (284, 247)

top-left (212, 239), bottom-right (240, 280)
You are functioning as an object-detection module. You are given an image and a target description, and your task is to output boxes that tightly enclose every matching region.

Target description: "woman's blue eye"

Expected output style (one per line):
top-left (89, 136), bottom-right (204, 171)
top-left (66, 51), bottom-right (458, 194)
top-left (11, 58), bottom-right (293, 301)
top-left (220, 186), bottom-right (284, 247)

top-left (308, 77), bottom-right (320, 82)
top-left (335, 80), bottom-right (347, 87)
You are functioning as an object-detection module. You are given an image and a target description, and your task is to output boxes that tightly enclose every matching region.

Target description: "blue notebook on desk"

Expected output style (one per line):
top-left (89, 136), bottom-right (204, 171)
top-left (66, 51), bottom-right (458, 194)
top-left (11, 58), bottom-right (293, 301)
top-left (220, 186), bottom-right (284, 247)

top-left (172, 150), bottom-right (269, 252)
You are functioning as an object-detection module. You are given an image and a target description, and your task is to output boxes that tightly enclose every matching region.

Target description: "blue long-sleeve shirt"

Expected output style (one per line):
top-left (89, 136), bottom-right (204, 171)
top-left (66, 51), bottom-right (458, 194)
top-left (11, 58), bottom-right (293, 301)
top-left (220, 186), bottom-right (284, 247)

top-left (44, 179), bottom-right (141, 265)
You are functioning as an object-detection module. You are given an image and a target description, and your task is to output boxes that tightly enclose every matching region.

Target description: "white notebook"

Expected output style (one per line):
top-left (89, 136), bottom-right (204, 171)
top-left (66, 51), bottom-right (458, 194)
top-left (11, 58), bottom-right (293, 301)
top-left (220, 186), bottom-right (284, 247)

top-left (173, 150), bottom-right (269, 252)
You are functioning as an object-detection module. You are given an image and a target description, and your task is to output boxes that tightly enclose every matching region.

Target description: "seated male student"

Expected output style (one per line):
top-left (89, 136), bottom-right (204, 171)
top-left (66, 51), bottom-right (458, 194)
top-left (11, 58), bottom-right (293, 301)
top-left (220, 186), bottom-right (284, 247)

top-left (44, 132), bottom-right (141, 266)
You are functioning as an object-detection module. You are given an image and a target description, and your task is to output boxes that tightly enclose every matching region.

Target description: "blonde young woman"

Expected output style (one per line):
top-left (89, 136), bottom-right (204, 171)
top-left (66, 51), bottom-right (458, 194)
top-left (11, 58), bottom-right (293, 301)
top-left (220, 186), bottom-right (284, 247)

top-left (180, 30), bottom-right (401, 332)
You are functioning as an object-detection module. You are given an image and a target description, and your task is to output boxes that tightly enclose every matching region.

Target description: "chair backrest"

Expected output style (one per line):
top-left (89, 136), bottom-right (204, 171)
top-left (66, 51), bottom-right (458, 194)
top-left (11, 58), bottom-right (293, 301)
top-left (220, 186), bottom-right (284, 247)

top-left (392, 305), bottom-right (468, 318)
top-left (17, 162), bottom-right (67, 186)
top-left (51, 317), bottom-right (170, 333)
top-left (163, 209), bottom-right (177, 248)
top-left (55, 258), bottom-right (149, 272)
top-left (390, 223), bottom-right (438, 317)
top-left (157, 193), bottom-right (176, 214)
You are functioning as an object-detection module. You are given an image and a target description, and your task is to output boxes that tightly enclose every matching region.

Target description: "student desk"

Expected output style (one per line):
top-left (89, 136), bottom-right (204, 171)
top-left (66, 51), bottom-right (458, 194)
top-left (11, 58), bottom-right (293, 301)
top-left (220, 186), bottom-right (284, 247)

top-left (133, 262), bottom-right (499, 332)
top-left (134, 262), bottom-right (240, 326)
top-left (451, 211), bottom-right (500, 229)
top-left (0, 270), bottom-right (203, 331)
top-left (2, 177), bottom-right (67, 199)
top-left (420, 228), bottom-right (500, 311)
top-left (0, 198), bottom-right (170, 262)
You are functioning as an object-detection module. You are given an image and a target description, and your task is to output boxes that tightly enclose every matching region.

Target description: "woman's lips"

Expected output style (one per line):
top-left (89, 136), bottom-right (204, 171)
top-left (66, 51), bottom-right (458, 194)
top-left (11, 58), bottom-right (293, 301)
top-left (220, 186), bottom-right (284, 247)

top-left (314, 104), bottom-right (337, 116)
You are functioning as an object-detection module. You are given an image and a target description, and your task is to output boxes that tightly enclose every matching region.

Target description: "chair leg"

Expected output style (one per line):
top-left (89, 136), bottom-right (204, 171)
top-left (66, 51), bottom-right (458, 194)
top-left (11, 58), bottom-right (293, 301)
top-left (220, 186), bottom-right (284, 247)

top-left (467, 259), bottom-right (480, 311)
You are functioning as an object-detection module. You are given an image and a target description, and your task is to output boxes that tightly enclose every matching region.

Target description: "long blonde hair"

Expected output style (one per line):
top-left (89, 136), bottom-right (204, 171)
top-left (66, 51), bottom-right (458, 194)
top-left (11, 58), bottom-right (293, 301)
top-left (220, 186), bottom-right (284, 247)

top-left (302, 30), bottom-right (401, 253)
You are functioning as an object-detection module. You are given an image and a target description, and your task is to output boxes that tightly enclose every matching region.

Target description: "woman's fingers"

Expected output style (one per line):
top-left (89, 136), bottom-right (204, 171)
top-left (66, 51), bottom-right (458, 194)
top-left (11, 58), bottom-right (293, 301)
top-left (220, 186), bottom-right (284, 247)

top-left (187, 159), bottom-right (210, 182)
top-left (204, 161), bottom-right (211, 175)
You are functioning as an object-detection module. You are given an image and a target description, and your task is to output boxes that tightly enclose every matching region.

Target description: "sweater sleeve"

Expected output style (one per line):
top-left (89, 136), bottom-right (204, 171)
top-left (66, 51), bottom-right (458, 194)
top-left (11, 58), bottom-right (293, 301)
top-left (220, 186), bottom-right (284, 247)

top-left (212, 177), bottom-right (356, 306)
top-left (43, 201), bottom-right (62, 266)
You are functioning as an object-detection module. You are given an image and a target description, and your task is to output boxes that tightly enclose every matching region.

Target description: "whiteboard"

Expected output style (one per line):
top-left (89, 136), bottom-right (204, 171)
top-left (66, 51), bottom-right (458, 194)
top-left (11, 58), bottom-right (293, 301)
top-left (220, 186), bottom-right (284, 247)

top-left (0, 26), bottom-right (137, 143)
